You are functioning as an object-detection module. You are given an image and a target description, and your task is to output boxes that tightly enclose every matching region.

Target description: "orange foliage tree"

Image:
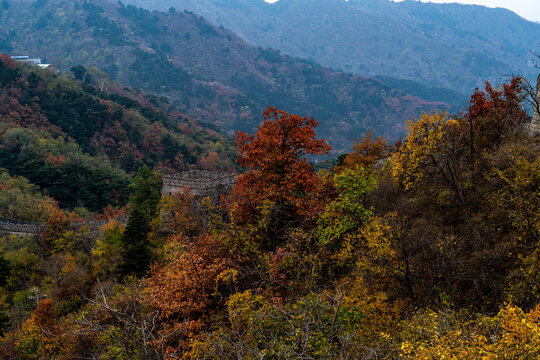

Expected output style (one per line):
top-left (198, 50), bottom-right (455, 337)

top-left (41, 210), bottom-right (70, 257)
top-left (16, 299), bottom-right (66, 359)
top-left (151, 188), bottom-right (199, 239)
top-left (336, 130), bottom-right (387, 172)
top-left (229, 107), bottom-right (331, 249)
top-left (147, 233), bottom-right (240, 353)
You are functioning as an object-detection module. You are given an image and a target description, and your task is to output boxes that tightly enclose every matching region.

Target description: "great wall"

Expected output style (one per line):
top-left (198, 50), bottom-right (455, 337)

top-left (0, 216), bottom-right (123, 238)
top-left (4, 74), bottom-right (537, 238)
top-left (162, 170), bottom-right (237, 197)
top-left (0, 217), bottom-right (46, 237)
top-left (1, 170), bottom-right (236, 237)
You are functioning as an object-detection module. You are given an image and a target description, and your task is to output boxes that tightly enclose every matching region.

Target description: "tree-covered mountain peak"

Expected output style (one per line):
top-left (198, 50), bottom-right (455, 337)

top-left (127, 0), bottom-right (540, 93)
top-left (0, 0), bottom-right (458, 151)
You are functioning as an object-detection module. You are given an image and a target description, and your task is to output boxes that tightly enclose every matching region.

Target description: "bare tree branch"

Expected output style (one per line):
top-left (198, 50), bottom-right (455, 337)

top-left (53, 280), bottom-right (186, 360)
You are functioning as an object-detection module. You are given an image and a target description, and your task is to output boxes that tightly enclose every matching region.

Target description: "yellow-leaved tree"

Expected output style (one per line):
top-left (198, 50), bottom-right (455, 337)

top-left (401, 303), bottom-right (540, 359)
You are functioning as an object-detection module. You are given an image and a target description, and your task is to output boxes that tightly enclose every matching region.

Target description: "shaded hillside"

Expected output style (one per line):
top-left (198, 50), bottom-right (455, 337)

top-left (127, 0), bottom-right (540, 93)
top-left (374, 75), bottom-right (466, 110)
top-left (0, 0), bottom-right (450, 150)
top-left (0, 55), bottom-right (233, 211)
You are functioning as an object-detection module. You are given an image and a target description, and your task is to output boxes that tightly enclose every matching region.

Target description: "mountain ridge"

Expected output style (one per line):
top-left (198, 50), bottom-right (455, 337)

top-left (126, 0), bottom-right (540, 93)
top-left (0, 0), bottom-right (455, 150)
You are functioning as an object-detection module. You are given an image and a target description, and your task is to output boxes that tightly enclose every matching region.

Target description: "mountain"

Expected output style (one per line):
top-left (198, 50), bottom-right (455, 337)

top-left (0, 0), bottom-right (453, 150)
top-left (125, 0), bottom-right (540, 93)
top-left (0, 54), bottom-right (234, 211)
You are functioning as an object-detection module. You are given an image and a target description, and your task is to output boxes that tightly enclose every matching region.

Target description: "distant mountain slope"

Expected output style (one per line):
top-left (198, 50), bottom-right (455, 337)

top-left (0, 55), bottom-right (233, 210)
top-left (126, 0), bottom-right (540, 93)
top-left (0, 0), bottom-right (451, 150)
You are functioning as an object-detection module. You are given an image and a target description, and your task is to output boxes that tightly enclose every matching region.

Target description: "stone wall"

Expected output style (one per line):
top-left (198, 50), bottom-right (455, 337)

top-left (0, 216), bottom-right (126, 238)
top-left (1, 170), bottom-right (236, 236)
top-left (162, 170), bottom-right (236, 197)
top-left (0, 217), bottom-right (45, 235)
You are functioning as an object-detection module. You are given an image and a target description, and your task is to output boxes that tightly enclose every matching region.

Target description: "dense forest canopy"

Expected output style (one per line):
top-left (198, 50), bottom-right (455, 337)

top-left (0, 73), bottom-right (538, 358)
top-left (0, 54), bottom-right (234, 212)
top-left (0, 0), bottom-right (538, 357)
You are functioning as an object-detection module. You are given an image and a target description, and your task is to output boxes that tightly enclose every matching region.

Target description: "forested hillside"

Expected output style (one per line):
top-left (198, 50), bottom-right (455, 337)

top-left (0, 75), bottom-right (537, 359)
top-left (0, 0), bottom-right (454, 149)
top-left (128, 0), bottom-right (540, 93)
top-left (0, 1), bottom-right (538, 358)
top-left (0, 55), bottom-right (234, 211)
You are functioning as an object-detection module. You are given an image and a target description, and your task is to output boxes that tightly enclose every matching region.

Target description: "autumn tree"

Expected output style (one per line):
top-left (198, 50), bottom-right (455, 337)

top-left (16, 299), bottom-right (66, 359)
top-left (229, 106), bottom-right (331, 250)
top-left (193, 290), bottom-right (363, 359)
top-left (41, 210), bottom-right (70, 257)
top-left (147, 233), bottom-right (240, 354)
top-left (482, 137), bottom-right (539, 307)
top-left (385, 77), bottom-right (538, 308)
top-left (149, 188), bottom-right (200, 246)
top-left (0, 169), bottom-right (58, 222)
top-left (390, 77), bottom-right (527, 214)
top-left (335, 130), bottom-right (387, 172)
top-left (401, 303), bottom-right (540, 359)
top-left (317, 165), bottom-right (377, 273)
top-left (353, 213), bottom-right (452, 307)
top-left (92, 219), bottom-right (124, 280)
top-left (468, 76), bottom-right (528, 150)
top-left (64, 281), bottom-right (182, 360)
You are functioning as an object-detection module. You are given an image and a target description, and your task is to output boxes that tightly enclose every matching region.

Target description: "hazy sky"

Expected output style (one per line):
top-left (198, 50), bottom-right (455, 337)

top-left (264, 0), bottom-right (540, 23)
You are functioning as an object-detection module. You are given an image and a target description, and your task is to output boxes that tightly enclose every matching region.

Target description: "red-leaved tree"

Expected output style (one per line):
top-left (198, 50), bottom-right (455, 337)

top-left (229, 107), bottom-right (331, 231)
top-left (468, 76), bottom-right (528, 148)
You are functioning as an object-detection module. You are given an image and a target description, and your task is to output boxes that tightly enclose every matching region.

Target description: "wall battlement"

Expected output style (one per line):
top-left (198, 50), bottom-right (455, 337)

top-left (0, 216), bottom-right (126, 237)
top-left (0, 217), bottom-right (45, 235)
top-left (162, 170), bottom-right (237, 197)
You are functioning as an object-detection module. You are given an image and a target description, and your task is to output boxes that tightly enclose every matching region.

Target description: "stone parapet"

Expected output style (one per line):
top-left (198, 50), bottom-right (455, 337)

top-left (0, 216), bottom-right (127, 238)
top-left (0, 217), bottom-right (45, 234)
top-left (162, 170), bottom-right (237, 197)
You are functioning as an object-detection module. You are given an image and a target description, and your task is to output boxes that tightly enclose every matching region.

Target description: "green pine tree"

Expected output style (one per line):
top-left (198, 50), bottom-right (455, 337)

top-left (118, 165), bottom-right (162, 278)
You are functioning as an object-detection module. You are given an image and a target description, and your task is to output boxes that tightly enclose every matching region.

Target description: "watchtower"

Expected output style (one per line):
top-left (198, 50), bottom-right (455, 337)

top-left (162, 170), bottom-right (236, 197)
